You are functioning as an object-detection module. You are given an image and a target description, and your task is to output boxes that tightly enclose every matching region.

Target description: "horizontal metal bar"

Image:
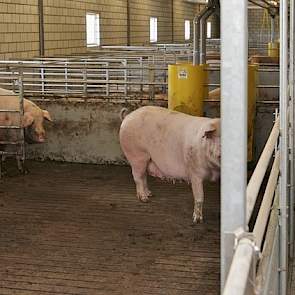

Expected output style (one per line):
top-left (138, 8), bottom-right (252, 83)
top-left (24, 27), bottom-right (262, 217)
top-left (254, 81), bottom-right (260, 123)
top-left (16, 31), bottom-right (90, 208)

top-left (247, 118), bottom-right (280, 223)
top-left (0, 110), bottom-right (20, 112)
top-left (206, 84), bottom-right (279, 89)
top-left (253, 152), bottom-right (280, 249)
top-left (257, 85), bottom-right (279, 88)
top-left (5, 79), bottom-right (169, 86)
top-left (0, 126), bottom-right (21, 129)
top-left (223, 237), bottom-right (255, 294)
top-left (0, 141), bottom-right (23, 145)
top-left (0, 151), bottom-right (22, 155)
top-left (255, 190), bottom-right (279, 292)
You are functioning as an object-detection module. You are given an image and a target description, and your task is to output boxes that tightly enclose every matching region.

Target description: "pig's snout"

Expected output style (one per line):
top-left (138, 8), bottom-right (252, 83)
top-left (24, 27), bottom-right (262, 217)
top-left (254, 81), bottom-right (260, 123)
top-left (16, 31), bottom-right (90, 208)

top-left (36, 132), bottom-right (46, 143)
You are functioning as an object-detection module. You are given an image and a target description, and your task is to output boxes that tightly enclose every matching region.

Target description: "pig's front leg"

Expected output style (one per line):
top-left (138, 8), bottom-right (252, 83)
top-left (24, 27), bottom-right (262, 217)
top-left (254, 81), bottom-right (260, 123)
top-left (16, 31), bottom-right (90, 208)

top-left (191, 177), bottom-right (204, 223)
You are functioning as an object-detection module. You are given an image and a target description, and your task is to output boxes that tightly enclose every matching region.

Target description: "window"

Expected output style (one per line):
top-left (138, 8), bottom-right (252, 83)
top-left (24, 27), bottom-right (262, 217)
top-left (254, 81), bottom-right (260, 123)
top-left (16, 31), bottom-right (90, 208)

top-left (86, 13), bottom-right (100, 47)
top-left (150, 17), bottom-right (158, 43)
top-left (207, 21), bottom-right (212, 39)
top-left (185, 20), bottom-right (190, 40)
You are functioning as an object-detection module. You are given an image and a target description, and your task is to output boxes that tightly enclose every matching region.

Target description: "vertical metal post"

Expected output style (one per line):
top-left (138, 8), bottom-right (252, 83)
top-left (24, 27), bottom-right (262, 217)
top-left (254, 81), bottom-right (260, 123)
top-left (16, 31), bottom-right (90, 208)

top-left (40, 65), bottom-right (45, 95)
top-left (220, 0), bottom-right (248, 289)
top-left (193, 7), bottom-right (210, 65)
top-left (290, 0), bottom-right (295, 259)
top-left (270, 16), bottom-right (275, 43)
top-left (200, 9), bottom-right (214, 64)
top-left (64, 61), bottom-right (68, 95)
top-left (106, 67), bottom-right (110, 96)
top-left (279, 0), bottom-right (289, 293)
top-left (82, 61), bottom-right (87, 97)
top-left (148, 64), bottom-right (155, 99)
top-left (140, 57), bottom-right (143, 92)
top-left (18, 64), bottom-right (25, 173)
top-left (123, 60), bottom-right (128, 96)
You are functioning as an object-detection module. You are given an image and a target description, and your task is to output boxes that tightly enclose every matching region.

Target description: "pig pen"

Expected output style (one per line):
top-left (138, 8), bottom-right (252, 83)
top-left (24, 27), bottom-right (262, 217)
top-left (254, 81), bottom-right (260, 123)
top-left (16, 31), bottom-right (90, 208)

top-left (0, 97), bottom-right (276, 295)
top-left (0, 52), bottom-right (278, 294)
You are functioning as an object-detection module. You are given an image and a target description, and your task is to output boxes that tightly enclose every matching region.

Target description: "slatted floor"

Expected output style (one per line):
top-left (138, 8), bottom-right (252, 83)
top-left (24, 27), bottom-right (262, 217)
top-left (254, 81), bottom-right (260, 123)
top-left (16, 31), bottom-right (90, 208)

top-left (0, 161), bottom-right (220, 295)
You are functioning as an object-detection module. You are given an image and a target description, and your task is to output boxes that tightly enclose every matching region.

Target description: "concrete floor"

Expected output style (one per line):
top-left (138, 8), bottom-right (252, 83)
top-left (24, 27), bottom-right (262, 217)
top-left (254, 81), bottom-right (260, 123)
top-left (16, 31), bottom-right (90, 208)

top-left (0, 161), bottom-right (220, 295)
top-left (289, 256), bottom-right (295, 294)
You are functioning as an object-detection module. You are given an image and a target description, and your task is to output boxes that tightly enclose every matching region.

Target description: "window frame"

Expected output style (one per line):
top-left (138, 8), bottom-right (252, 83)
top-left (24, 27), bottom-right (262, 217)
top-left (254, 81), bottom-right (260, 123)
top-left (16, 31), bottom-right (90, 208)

top-left (184, 19), bottom-right (191, 40)
top-left (150, 17), bottom-right (158, 43)
top-left (86, 12), bottom-right (100, 47)
top-left (207, 21), bottom-right (212, 39)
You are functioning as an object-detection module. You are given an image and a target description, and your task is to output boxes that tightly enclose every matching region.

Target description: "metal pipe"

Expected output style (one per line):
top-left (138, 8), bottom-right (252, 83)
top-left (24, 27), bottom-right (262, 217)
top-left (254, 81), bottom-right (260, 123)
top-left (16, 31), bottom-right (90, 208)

top-left (223, 238), bottom-right (255, 295)
top-left (279, 0), bottom-right (289, 293)
top-left (261, 0), bottom-right (278, 9)
top-left (221, 0), bottom-right (248, 289)
top-left (253, 152), bottom-right (280, 248)
top-left (38, 0), bottom-right (45, 56)
top-left (256, 190), bottom-right (279, 293)
top-left (193, 6), bottom-right (211, 65)
top-left (290, 0), bottom-right (295, 259)
top-left (200, 8), bottom-right (215, 64)
top-left (270, 16), bottom-right (275, 43)
top-left (248, 0), bottom-right (268, 10)
top-left (246, 118), bottom-right (280, 223)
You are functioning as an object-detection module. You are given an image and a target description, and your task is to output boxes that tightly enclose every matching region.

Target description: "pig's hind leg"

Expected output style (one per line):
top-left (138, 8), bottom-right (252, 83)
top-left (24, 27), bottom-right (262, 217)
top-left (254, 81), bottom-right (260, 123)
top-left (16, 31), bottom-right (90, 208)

top-left (191, 177), bottom-right (204, 223)
top-left (129, 153), bottom-right (152, 202)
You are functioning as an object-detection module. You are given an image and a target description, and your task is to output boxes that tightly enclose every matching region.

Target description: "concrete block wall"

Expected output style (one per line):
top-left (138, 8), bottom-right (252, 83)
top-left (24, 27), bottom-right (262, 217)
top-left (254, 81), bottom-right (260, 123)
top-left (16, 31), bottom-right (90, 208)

top-left (172, 0), bottom-right (196, 43)
top-left (0, 2), bottom-right (281, 60)
top-left (0, 0), bottom-right (39, 60)
top-left (128, 0), bottom-right (197, 45)
top-left (129, 0), bottom-right (173, 45)
top-left (0, 0), bottom-right (199, 59)
top-left (44, 0), bottom-right (128, 56)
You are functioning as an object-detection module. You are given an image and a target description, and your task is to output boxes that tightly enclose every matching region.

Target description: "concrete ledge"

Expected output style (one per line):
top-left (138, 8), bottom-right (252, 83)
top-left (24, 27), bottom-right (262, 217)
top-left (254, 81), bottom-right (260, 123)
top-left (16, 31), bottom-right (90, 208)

top-left (27, 98), bottom-right (276, 165)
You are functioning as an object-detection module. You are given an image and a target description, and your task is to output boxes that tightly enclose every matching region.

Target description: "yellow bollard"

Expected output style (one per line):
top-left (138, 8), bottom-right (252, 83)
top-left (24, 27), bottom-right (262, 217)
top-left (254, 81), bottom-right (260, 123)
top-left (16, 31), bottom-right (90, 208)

top-left (168, 64), bottom-right (208, 116)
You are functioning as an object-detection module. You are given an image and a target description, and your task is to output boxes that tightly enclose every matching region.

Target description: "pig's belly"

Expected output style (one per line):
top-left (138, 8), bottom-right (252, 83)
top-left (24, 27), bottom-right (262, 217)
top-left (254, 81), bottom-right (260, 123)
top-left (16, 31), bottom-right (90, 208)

top-left (148, 149), bottom-right (187, 180)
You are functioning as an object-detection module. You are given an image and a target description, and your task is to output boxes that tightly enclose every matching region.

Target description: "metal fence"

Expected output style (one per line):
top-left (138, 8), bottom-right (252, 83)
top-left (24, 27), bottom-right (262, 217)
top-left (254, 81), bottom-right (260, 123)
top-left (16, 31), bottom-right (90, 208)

top-left (222, 0), bottom-right (293, 294)
top-left (0, 40), bottom-right (276, 101)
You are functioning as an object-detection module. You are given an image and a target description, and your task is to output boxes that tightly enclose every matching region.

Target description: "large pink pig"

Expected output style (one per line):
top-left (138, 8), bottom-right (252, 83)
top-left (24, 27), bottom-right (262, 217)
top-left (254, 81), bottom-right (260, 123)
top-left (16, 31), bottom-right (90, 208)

top-left (119, 106), bottom-right (220, 223)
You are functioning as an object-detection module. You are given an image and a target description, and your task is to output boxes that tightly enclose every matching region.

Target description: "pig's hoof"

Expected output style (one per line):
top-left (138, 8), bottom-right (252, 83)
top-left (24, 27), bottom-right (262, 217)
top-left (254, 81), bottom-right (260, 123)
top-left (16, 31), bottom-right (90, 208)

top-left (146, 190), bottom-right (153, 197)
top-left (138, 195), bottom-right (150, 202)
top-left (192, 212), bottom-right (203, 224)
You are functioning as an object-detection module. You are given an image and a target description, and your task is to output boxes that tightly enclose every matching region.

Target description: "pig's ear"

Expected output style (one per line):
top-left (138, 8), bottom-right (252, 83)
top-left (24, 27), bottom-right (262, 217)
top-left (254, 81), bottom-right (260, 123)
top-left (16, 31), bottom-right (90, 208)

top-left (203, 122), bottom-right (217, 138)
top-left (43, 110), bottom-right (53, 122)
top-left (22, 112), bottom-right (34, 128)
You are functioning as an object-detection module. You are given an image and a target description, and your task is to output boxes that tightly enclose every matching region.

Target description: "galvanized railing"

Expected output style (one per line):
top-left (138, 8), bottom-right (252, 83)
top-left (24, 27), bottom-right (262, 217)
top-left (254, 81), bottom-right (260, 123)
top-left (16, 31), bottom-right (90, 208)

top-left (0, 76), bottom-right (26, 177)
top-left (223, 115), bottom-right (281, 294)
top-left (0, 58), bottom-right (279, 101)
top-left (0, 57), bottom-right (173, 99)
